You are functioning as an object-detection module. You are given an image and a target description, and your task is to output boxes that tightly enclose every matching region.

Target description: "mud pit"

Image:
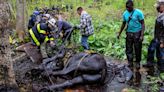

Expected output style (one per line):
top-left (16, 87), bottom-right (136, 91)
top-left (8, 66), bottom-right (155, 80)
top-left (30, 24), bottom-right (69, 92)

top-left (12, 53), bottom-right (134, 92)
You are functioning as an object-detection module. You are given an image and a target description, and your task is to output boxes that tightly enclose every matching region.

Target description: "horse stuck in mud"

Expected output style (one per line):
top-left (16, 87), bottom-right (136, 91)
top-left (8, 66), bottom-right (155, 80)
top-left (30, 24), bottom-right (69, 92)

top-left (13, 30), bottom-right (133, 92)
top-left (22, 47), bottom-right (133, 92)
top-left (10, 41), bottom-right (164, 92)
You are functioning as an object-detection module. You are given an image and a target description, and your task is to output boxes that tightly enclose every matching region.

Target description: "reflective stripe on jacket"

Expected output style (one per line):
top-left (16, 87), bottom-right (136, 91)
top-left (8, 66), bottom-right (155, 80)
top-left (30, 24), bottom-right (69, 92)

top-left (29, 23), bottom-right (54, 46)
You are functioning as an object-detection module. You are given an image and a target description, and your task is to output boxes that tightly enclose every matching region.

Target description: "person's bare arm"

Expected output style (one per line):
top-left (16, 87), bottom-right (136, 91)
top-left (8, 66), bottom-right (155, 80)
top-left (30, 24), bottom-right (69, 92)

top-left (117, 21), bottom-right (126, 39)
top-left (139, 19), bottom-right (145, 41)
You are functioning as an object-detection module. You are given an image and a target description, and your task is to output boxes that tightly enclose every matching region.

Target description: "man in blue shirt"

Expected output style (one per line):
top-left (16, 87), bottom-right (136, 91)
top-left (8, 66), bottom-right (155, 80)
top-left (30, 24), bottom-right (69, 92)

top-left (117, 0), bottom-right (145, 86)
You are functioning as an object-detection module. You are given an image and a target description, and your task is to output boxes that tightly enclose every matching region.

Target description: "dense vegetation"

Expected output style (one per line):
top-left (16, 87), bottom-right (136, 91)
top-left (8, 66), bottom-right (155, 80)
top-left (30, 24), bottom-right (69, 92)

top-left (10, 0), bottom-right (156, 63)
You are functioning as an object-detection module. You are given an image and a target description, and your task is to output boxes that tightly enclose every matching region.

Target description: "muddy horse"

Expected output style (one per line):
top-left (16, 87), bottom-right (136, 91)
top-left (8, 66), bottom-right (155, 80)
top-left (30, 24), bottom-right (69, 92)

top-left (37, 52), bottom-right (107, 91)
top-left (27, 49), bottom-right (132, 92)
top-left (26, 29), bottom-right (132, 91)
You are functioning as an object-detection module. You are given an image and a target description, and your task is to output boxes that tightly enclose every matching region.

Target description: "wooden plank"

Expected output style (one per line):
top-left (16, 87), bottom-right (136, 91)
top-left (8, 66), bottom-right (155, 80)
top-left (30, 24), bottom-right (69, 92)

top-left (15, 42), bottom-right (43, 64)
top-left (24, 46), bottom-right (43, 64)
top-left (15, 42), bottom-right (33, 52)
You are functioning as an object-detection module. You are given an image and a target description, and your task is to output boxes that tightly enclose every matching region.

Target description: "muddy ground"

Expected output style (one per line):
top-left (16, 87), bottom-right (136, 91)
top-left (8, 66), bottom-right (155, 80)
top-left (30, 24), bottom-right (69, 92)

top-left (0, 49), bottom-right (160, 92)
top-left (12, 52), bottom-right (145, 92)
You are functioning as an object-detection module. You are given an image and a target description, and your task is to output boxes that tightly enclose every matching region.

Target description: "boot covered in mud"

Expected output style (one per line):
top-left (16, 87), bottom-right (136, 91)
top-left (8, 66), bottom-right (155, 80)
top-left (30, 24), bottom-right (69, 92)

top-left (127, 61), bottom-right (134, 86)
top-left (158, 59), bottom-right (164, 73)
top-left (127, 62), bottom-right (133, 71)
top-left (133, 62), bottom-right (141, 87)
top-left (143, 61), bottom-right (155, 76)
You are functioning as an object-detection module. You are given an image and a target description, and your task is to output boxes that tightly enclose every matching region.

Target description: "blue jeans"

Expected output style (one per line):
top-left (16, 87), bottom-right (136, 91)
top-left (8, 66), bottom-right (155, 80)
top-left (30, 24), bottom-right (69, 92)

top-left (147, 39), bottom-right (160, 63)
top-left (147, 38), bottom-right (164, 71)
top-left (159, 47), bottom-right (164, 71)
top-left (81, 35), bottom-right (89, 50)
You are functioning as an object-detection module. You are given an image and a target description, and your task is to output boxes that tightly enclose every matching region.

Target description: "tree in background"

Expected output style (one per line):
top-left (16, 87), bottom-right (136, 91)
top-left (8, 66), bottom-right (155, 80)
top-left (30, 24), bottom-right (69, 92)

top-left (16, 0), bottom-right (26, 42)
top-left (0, 0), bottom-right (18, 90)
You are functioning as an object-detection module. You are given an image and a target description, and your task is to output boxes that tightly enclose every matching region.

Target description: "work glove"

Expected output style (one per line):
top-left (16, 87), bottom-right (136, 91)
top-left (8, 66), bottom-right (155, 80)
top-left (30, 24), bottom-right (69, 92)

top-left (73, 25), bottom-right (80, 30)
top-left (59, 32), bottom-right (64, 38)
top-left (50, 41), bottom-right (55, 47)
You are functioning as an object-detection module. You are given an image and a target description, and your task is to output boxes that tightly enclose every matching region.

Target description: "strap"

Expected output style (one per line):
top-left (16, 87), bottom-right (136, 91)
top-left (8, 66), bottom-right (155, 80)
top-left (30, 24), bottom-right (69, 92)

top-left (37, 24), bottom-right (46, 34)
top-left (127, 9), bottom-right (135, 25)
top-left (73, 53), bottom-right (89, 77)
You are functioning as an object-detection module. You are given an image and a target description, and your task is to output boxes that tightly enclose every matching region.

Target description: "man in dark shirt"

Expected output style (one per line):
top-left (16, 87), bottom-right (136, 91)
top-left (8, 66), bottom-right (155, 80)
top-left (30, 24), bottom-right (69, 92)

top-left (57, 20), bottom-right (72, 42)
top-left (144, 0), bottom-right (164, 73)
top-left (55, 14), bottom-right (73, 43)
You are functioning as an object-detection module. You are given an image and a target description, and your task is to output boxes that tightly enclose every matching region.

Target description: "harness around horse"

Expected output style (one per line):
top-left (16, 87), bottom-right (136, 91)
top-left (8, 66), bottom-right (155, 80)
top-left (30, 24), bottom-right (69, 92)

top-left (73, 52), bottom-right (107, 84)
top-left (73, 53), bottom-right (89, 77)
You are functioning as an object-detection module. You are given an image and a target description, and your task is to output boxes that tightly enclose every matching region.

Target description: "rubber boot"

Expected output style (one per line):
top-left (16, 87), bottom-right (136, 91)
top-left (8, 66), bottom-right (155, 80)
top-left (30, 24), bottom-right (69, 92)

top-left (133, 62), bottom-right (141, 87)
top-left (127, 61), bottom-right (133, 86)
top-left (158, 60), bottom-right (164, 73)
top-left (143, 61), bottom-right (155, 76)
top-left (127, 61), bottom-right (133, 72)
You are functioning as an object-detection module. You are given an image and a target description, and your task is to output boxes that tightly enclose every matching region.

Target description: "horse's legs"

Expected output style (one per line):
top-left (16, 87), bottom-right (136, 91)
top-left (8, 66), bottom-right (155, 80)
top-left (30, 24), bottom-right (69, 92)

top-left (48, 74), bottom-right (101, 90)
top-left (82, 74), bottom-right (101, 83)
top-left (51, 66), bottom-right (76, 76)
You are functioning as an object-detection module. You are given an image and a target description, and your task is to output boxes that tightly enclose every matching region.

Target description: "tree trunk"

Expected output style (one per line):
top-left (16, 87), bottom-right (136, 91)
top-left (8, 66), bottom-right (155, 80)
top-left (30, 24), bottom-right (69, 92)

top-left (81, 0), bottom-right (87, 3)
top-left (49, 0), bottom-right (52, 7)
top-left (16, 0), bottom-right (25, 42)
top-left (0, 0), bottom-right (18, 88)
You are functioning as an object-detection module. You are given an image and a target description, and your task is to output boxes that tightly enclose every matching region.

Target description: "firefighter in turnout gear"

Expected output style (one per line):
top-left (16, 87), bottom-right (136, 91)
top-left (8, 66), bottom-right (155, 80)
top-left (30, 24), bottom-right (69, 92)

top-left (29, 18), bottom-right (57, 58)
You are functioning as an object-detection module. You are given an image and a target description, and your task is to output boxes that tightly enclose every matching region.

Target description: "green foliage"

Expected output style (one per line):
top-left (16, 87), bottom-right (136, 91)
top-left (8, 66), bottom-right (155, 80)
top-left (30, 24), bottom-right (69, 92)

top-left (10, 0), bottom-right (157, 61)
top-left (87, 21), bottom-right (126, 60)
top-left (144, 74), bottom-right (164, 92)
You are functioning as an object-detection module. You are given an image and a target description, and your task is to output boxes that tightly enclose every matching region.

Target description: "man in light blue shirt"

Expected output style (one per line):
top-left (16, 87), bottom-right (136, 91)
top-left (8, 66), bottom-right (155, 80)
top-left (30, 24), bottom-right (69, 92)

top-left (117, 0), bottom-right (145, 86)
top-left (123, 9), bottom-right (144, 33)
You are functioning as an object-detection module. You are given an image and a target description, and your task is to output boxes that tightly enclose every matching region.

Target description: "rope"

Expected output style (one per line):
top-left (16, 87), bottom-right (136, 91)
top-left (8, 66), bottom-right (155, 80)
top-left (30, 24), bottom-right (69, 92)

top-left (105, 64), bottom-right (116, 84)
top-left (73, 53), bottom-right (89, 77)
top-left (42, 63), bottom-right (54, 84)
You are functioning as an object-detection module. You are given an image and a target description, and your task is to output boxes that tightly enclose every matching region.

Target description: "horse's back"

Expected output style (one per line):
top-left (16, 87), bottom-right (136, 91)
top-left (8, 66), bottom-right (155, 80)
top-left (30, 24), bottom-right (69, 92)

top-left (67, 52), bottom-right (107, 72)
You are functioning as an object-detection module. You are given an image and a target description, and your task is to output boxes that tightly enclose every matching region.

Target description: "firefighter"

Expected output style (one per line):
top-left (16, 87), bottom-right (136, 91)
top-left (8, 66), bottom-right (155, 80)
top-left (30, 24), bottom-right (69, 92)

top-left (29, 18), bottom-right (57, 58)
